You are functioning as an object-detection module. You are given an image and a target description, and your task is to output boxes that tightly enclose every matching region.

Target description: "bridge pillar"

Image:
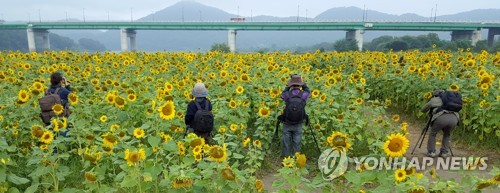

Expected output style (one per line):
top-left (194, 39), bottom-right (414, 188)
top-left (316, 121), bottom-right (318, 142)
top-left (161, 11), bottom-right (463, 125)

top-left (26, 28), bottom-right (50, 52)
top-left (487, 28), bottom-right (500, 48)
top-left (228, 29), bottom-right (237, 53)
top-left (346, 30), bottom-right (364, 51)
top-left (27, 28), bottom-right (36, 52)
top-left (40, 30), bottom-right (51, 50)
top-left (120, 29), bottom-right (137, 52)
top-left (451, 30), bottom-right (482, 46)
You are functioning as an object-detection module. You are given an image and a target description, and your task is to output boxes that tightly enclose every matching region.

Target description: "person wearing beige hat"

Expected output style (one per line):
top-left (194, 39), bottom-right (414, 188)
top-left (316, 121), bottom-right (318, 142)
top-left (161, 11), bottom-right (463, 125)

top-left (279, 74), bottom-right (311, 158)
top-left (185, 83), bottom-right (214, 143)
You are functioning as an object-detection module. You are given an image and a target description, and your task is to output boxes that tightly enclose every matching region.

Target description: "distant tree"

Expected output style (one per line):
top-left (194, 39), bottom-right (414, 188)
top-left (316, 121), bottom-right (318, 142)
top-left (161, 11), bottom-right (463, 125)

top-left (0, 30), bottom-right (28, 51)
top-left (365, 35), bottom-right (393, 50)
top-left (385, 40), bottom-right (409, 51)
top-left (78, 38), bottom-right (106, 52)
top-left (333, 39), bottom-right (358, 52)
top-left (472, 40), bottom-right (488, 52)
top-left (48, 33), bottom-right (78, 51)
top-left (491, 41), bottom-right (500, 52)
top-left (210, 43), bottom-right (230, 53)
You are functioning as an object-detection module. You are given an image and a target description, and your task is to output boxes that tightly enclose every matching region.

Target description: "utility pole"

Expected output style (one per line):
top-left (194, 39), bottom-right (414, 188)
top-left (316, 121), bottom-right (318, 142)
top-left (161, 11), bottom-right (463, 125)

top-left (305, 9), bottom-right (308, 21)
top-left (131, 8), bottom-right (133, 22)
top-left (83, 8), bottom-right (85, 22)
top-left (297, 5), bottom-right (300, 22)
top-left (250, 9), bottom-right (253, 21)
top-left (65, 12), bottom-right (68, 21)
top-left (28, 13), bottom-right (31, 22)
top-left (38, 9), bottom-right (41, 22)
top-left (430, 8), bottom-right (433, 22)
top-left (152, 11), bottom-right (155, 22)
top-left (182, 7), bottom-right (184, 22)
top-left (107, 11), bottom-right (110, 21)
top-left (434, 4), bottom-right (438, 22)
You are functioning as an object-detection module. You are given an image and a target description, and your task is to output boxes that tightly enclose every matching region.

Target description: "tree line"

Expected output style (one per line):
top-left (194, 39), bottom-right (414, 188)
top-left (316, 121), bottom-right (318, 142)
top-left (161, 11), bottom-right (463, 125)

top-left (294, 33), bottom-right (500, 53)
top-left (0, 30), bottom-right (106, 52)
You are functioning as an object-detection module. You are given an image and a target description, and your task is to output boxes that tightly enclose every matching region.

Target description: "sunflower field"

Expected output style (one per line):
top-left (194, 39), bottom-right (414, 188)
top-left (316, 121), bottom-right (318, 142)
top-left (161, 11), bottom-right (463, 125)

top-left (0, 50), bottom-right (499, 192)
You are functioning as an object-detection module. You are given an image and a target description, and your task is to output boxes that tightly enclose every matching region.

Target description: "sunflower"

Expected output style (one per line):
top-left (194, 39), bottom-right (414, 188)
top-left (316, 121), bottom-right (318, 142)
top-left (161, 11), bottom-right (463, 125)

top-left (192, 146), bottom-right (202, 155)
top-left (282, 156), bottom-right (294, 168)
top-left (190, 138), bottom-right (205, 148)
top-left (85, 172), bottom-right (97, 182)
top-left (221, 167), bottom-right (236, 181)
top-left (243, 137), bottom-right (251, 147)
top-left (18, 89), bottom-right (30, 103)
top-left (296, 153), bottom-right (307, 169)
top-left (110, 124), bottom-right (119, 132)
top-left (31, 125), bottom-right (44, 138)
top-left (311, 90), bottom-right (320, 98)
top-left (133, 128), bottom-right (145, 139)
top-left (258, 107), bottom-right (270, 118)
top-left (229, 124), bottom-right (238, 132)
top-left (218, 127), bottom-right (226, 133)
top-left (177, 142), bottom-right (186, 156)
top-left (383, 99), bottom-right (391, 107)
top-left (235, 85), bottom-right (244, 94)
top-left (105, 93), bottom-right (115, 104)
top-left (382, 133), bottom-right (410, 157)
top-left (158, 101), bottom-right (176, 120)
top-left (229, 99), bottom-right (237, 109)
top-left (491, 174), bottom-right (500, 184)
top-left (392, 114), bottom-right (400, 122)
top-left (40, 131), bottom-right (54, 144)
top-left (253, 140), bottom-right (262, 148)
top-left (327, 131), bottom-right (351, 151)
top-left (100, 115), bottom-right (107, 122)
top-left (102, 133), bottom-right (118, 147)
top-left (40, 144), bottom-right (48, 150)
top-left (407, 186), bottom-right (425, 193)
top-left (114, 96), bottom-right (126, 108)
top-left (480, 83), bottom-right (489, 90)
top-left (163, 134), bottom-right (172, 143)
top-left (68, 93), bottom-right (78, 105)
top-left (102, 146), bottom-right (113, 154)
top-left (194, 153), bottom-right (202, 162)
top-left (52, 104), bottom-right (64, 115)
top-left (124, 148), bottom-right (146, 166)
top-left (405, 166), bottom-right (416, 176)
top-left (208, 144), bottom-right (227, 162)
top-left (430, 168), bottom-right (436, 179)
top-left (355, 98), bottom-right (364, 105)
top-left (127, 93), bottom-right (137, 102)
top-left (171, 176), bottom-right (193, 189)
top-left (394, 169), bottom-right (407, 182)
top-left (476, 180), bottom-right (492, 190)
top-left (255, 179), bottom-right (264, 192)
top-left (449, 84), bottom-right (460, 92)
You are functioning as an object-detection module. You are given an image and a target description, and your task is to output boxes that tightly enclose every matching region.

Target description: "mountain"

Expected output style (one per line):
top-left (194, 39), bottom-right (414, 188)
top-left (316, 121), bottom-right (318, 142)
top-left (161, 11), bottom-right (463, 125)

top-left (51, 1), bottom-right (499, 52)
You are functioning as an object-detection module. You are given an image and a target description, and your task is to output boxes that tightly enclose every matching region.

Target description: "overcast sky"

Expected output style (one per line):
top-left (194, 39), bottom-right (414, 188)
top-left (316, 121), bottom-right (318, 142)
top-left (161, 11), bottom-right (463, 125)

top-left (1, 0), bottom-right (498, 21)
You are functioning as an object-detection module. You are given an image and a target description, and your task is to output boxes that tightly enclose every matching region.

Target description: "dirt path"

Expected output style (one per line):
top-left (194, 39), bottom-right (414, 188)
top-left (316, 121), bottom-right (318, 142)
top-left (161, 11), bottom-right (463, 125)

top-left (258, 111), bottom-right (499, 192)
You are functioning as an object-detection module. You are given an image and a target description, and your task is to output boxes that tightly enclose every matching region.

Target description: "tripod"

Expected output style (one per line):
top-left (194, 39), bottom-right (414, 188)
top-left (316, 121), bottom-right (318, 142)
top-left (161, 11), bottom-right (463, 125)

top-left (411, 114), bottom-right (454, 156)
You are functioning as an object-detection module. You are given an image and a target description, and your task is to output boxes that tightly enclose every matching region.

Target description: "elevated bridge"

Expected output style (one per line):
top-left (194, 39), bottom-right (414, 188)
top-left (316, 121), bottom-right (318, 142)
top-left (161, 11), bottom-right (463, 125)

top-left (1, 21), bottom-right (499, 52)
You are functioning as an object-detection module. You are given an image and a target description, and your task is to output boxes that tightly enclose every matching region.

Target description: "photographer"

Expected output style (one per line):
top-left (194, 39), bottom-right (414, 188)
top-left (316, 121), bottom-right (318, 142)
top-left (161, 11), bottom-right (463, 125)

top-left (279, 74), bottom-right (310, 158)
top-left (45, 72), bottom-right (72, 136)
top-left (421, 90), bottom-right (460, 157)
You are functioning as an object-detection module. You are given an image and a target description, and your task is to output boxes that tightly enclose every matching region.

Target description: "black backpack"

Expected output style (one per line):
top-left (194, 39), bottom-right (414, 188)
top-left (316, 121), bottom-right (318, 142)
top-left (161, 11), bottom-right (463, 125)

top-left (284, 91), bottom-right (306, 125)
top-left (437, 91), bottom-right (462, 112)
top-left (192, 100), bottom-right (214, 133)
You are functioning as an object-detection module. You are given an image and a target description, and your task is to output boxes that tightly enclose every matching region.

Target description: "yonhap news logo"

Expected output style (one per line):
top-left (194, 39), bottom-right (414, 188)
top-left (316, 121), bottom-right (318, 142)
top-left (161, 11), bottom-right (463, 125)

top-left (318, 148), bottom-right (348, 181)
top-left (318, 148), bottom-right (488, 181)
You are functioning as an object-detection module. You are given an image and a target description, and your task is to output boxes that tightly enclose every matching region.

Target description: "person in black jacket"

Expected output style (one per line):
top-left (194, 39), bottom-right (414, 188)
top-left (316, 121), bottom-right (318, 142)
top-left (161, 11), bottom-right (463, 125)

top-left (185, 83), bottom-right (213, 143)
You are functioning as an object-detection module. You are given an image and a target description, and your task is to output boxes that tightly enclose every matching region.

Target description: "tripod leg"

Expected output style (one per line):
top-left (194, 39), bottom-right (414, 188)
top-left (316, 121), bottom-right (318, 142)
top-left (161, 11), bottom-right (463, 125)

top-left (307, 124), bottom-right (321, 154)
top-left (411, 124), bottom-right (430, 155)
top-left (449, 146), bottom-right (454, 156)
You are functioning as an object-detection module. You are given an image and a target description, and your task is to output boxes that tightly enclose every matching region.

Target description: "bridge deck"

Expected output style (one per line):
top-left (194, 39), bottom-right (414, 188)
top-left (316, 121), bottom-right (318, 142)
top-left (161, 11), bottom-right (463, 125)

top-left (1, 22), bottom-right (499, 31)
